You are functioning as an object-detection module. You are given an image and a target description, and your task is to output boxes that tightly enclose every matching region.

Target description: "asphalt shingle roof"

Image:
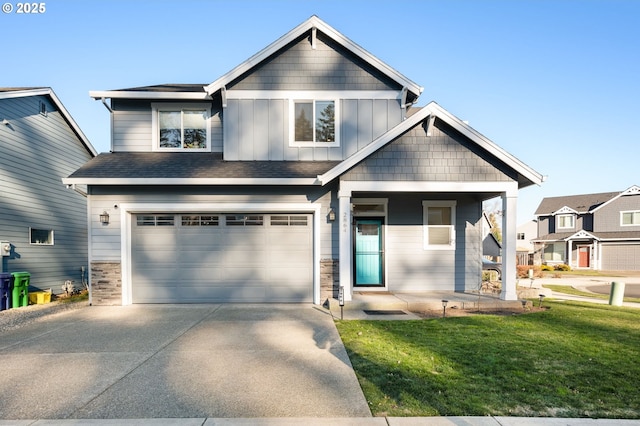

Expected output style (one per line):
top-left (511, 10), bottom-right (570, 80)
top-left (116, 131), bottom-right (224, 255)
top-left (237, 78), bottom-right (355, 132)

top-left (535, 231), bottom-right (640, 241)
top-left (534, 191), bottom-right (621, 215)
top-left (68, 152), bottom-right (340, 180)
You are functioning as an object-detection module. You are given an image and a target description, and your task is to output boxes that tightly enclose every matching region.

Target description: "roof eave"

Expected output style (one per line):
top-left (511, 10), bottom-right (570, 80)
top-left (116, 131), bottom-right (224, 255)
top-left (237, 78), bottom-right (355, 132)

top-left (62, 177), bottom-right (320, 186)
top-left (203, 16), bottom-right (423, 98)
top-left (318, 102), bottom-right (545, 188)
top-left (89, 90), bottom-right (211, 100)
top-left (1, 87), bottom-right (98, 157)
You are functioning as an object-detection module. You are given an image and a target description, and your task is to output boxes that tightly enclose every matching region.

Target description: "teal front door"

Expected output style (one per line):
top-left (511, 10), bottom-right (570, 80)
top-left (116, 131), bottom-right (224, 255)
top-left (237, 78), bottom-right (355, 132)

top-left (354, 218), bottom-right (384, 286)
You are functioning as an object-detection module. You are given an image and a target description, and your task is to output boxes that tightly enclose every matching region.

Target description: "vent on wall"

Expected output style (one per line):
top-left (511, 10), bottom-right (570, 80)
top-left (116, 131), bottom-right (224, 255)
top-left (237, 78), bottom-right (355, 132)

top-left (39, 101), bottom-right (47, 116)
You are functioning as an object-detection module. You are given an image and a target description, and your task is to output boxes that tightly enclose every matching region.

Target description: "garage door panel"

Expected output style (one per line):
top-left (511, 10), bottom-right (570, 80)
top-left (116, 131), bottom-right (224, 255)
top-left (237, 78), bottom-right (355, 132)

top-left (132, 213), bottom-right (313, 303)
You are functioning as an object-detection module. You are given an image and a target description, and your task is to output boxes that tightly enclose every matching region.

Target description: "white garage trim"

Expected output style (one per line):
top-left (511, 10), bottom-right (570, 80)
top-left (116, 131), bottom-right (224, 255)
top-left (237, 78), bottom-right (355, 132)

top-left (120, 202), bottom-right (322, 306)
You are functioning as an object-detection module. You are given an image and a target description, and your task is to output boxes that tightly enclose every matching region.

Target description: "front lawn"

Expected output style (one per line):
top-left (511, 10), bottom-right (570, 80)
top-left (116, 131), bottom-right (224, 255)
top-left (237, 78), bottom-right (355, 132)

top-left (543, 284), bottom-right (640, 304)
top-left (336, 301), bottom-right (640, 418)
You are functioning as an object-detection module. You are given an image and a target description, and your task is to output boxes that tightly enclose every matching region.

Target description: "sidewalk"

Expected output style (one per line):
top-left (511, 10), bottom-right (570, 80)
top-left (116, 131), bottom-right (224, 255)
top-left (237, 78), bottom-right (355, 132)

top-left (2, 416), bottom-right (640, 425)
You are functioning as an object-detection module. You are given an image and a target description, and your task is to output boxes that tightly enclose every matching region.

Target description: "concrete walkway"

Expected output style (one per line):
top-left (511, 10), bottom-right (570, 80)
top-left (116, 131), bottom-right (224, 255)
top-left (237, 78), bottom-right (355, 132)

top-left (0, 304), bottom-right (370, 420)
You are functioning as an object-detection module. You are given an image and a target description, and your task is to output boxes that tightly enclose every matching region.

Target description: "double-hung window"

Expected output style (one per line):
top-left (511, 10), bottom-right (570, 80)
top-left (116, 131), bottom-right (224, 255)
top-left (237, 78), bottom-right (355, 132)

top-left (290, 98), bottom-right (339, 146)
top-left (152, 104), bottom-right (210, 151)
top-left (423, 201), bottom-right (456, 250)
top-left (621, 211), bottom-right (640, 226)
top-left (557, 214), bottom-right (575, 229)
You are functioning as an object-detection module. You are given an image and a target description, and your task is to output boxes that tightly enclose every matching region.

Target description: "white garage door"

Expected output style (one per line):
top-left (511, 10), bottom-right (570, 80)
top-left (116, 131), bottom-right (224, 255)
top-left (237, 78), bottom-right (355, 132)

top-left (131, 213), bottom-right (313, 303)
top-left (601, 243), bottom-right (640, 271)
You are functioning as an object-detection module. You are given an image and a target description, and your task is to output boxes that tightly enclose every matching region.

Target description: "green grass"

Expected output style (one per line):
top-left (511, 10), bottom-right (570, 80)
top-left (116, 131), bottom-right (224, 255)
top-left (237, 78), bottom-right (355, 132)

top-left (543, 284), bottom-right (640, 304)
top-left (336, 301), bottom-right (640, 418)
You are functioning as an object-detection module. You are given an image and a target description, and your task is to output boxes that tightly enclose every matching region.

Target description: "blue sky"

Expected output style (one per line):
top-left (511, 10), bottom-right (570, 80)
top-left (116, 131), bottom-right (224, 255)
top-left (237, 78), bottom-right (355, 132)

top-left (2, 0), bottom-right (638, 224)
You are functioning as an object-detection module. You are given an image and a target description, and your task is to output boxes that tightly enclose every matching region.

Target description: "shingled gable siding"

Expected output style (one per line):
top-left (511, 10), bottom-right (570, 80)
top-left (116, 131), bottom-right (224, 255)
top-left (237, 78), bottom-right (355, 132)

top-left (228, 33), bottom-right (399, 91)
top-left (342, 118), bottom-right (516, 183)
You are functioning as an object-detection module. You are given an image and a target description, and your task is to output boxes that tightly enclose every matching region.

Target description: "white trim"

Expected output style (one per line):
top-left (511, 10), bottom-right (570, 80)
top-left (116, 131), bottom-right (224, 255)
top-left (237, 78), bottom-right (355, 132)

top-left (63, 177), bottom-right (319, 186)
top-left (89, 90), bottom-right (209, 100)
top-left (203, 16), bottom-right (423, 98)
top-left (318, 102), bottom-right (544, 188)
top-left (591, 185), bottom-right (640, 213)
top-left (289, 98), bottom-right (340, 147)
top-left (226, 90), bottom-right (400, 100)
top-left (422, 201), bottom-right (456, 251)
top-left (151, 103), bottom-right (212, 152)
top-left (1, 88), bottom-right (98, 157)
top-left (339, 180), bottom-right (519, 197)
top-left (119, 202), bottom-right (322, 306)
top-left (552, 206), bottom-right (578, 215)
top-left (620, 210), bottom-right (640, 227)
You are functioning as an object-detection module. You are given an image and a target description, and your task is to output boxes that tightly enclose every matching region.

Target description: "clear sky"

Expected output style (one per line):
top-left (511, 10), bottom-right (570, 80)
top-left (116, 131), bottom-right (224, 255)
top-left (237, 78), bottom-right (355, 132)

top-left (2, 0), bottom-right (638, 224)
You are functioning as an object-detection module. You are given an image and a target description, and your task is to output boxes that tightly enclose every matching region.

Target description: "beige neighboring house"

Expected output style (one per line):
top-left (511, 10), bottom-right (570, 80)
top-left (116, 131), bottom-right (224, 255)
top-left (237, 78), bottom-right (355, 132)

top-left (516, 220), bottom-right (537, 265)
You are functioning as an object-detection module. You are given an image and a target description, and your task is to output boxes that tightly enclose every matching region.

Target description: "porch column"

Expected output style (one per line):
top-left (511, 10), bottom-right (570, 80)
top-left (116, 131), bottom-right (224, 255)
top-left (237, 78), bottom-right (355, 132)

top-left (338, 191), bottom-right (353, 301)
top-left (501, 190), bottom-right (518, 300)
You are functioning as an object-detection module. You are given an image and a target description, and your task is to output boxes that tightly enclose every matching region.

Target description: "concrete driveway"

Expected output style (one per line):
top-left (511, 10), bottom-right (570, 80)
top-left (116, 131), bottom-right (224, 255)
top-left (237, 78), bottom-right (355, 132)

top-left (0, 304), bottom-right (371, 420)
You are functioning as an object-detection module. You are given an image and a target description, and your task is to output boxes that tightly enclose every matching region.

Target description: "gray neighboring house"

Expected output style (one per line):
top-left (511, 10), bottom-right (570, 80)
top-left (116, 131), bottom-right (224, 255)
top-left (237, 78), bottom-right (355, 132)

top-left (533, 185), bottom-right (640, 270)
top-left (0, 87), bottom-right (97, 292)
top-left (65, 16), bottom-right (543, 306)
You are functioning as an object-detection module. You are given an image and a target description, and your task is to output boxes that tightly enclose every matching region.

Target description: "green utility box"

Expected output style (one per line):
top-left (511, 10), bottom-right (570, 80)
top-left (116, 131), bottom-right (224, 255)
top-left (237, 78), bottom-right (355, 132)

top-left (11, 272), bottom-right (30, 308)
top-left (609, 281), bottom-right (625, 307)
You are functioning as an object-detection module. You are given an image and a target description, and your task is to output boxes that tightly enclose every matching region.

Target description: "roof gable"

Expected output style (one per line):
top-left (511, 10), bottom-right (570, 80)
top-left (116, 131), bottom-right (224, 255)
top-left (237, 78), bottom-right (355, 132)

top-left (0, 87), bottom-right (97, 157)
top-left (535, 190), bottom-right (625, 215)
top-left (318, 102), bottom-right (544, 188)
top-left (591, 185), bottom-right (640, 213)
top-left (203, 16), bottom-right (423, 99)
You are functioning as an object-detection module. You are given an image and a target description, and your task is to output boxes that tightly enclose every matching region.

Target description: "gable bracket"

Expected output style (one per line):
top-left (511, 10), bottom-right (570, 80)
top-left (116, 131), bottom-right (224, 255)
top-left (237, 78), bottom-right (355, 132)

top-left (311, 27), bottom-right (317, 50)
top-left (221, 86), bottom-right (227, 108)
top-left (425, 114), bottom-right (436, 137)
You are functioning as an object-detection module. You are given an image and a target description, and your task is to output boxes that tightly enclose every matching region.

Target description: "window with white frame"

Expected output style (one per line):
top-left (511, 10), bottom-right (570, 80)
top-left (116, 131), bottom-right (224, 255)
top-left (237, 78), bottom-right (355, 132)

top-left (557, 214), bottom-right (575, 229)
top-left (290, 99), bottom-right (338, 146)
top-left (423, 201), bottom-right (456, 250)
top-left (152, 104), bottom-right (210, 151)
top-left (621, 210), bottom-right (640, 226)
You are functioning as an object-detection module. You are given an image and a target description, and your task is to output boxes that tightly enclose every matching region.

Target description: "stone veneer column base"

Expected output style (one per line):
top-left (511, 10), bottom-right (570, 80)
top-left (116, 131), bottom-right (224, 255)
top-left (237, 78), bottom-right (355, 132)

top-left (90, 262), bottom-right (122, 305)
top-left (320, 259), bottom-right (339, 304)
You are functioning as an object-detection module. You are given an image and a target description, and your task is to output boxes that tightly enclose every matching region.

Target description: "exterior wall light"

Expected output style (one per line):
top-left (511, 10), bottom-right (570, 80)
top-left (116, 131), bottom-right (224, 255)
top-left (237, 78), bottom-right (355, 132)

top-left (328, 207), bottom-right (336, 222)
top-left (100, 211), bottom-right (110, 225)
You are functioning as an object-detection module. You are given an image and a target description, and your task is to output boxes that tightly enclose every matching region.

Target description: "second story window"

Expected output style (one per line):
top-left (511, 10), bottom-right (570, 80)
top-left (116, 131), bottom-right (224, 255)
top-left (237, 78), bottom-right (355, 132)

top-left (557, 214), bottom-right (575, 229)
top-left (152, 104), bottom-right (211, 151)
top-left (621, 211), bottom-right (640, 226)
top-left (291, 98), bottom-right (339, 146)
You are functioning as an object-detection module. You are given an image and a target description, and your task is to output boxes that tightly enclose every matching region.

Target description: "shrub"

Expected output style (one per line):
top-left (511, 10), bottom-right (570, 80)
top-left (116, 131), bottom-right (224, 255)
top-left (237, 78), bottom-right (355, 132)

top-left (541, 264), bottom-right (554, 271)
top-left (516, 264), bottom-right (542, 278)
top-left (554, 263), bottom-right (571, 271)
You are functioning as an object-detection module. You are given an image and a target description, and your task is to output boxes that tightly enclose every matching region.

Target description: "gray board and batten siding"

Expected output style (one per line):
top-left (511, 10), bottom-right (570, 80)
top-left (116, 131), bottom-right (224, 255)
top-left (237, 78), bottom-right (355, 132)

top-left (0, 93), bottom-right (94, 291)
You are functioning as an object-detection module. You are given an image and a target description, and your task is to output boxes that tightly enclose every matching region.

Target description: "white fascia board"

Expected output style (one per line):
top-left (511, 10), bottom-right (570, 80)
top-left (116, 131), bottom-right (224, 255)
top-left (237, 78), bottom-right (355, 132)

top-left (320, 101), bottom-right (544, 188)
top-left (566, 230), bottom-right (599, 241)
top-left (226, 90), bottom-right (401, 100)
top-left (1, 88), bottom-right (98, 157)
top-left (591, 185), bottom-right (640, 213)
top-left (318, 107), bottom-right (432, 185)
top-left (552, 206), bottom-right (579, 215)
top-left (62, 177), bottom-right (320, 186)
top-left (89, 91), bottom-right (210, 100)
top-left (425, 102), bottom-right (545, 187)
top-left (204, 16), bottom-right (423, 98)
top-left (339, 181), bottom-right (519, 198)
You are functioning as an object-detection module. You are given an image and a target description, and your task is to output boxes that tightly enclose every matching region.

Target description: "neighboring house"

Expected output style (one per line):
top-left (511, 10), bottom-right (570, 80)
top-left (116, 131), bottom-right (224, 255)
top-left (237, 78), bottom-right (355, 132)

top-left (533, 185), bottom-right (640, 270)
top-left (64, 16), bottom-right (543, 306)
top-left (482, 212), bottom-right (502, 262)
top-left (516, 220), bottom-right (537, 265)
top-left (0, 87), bottom-right (97, 292)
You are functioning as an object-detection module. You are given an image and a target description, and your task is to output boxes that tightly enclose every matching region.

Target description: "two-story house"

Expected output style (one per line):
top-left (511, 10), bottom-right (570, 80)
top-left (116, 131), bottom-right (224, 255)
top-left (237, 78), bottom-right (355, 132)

top-left (533, 185), bottom-right (640, 270)
top-left (64, 16), bottom-right (543, 306)
top-left (0, 87), bottom-right (96, 292)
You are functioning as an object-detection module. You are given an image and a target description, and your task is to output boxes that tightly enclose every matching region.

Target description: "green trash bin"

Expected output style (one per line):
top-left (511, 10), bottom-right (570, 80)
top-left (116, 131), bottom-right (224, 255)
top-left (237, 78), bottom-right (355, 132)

top-left (11, 272), bottom-right (30, 308)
